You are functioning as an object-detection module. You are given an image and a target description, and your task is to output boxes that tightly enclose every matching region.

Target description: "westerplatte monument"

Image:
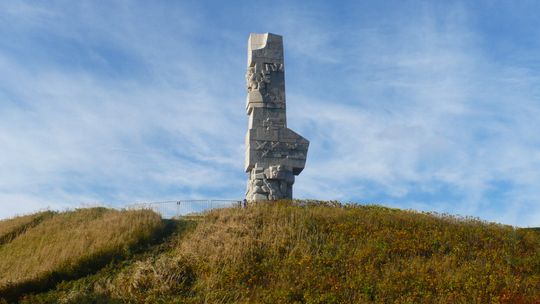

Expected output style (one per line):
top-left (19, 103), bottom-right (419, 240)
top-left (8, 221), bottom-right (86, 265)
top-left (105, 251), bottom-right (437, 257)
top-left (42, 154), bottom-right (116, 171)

top-left (245, 33), bottom-right (309, 201)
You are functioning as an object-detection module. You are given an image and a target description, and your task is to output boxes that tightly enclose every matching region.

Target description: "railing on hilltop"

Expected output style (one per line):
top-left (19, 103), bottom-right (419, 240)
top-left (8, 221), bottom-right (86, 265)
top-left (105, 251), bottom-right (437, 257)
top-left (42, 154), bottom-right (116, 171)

top-left (125, 199), bottom-right (243, 219)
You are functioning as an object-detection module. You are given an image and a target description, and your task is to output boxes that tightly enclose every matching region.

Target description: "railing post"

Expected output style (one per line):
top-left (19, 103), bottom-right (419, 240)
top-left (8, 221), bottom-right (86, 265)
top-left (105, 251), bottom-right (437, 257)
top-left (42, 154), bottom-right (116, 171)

top-left (124, 199), bottom-right (242, 219)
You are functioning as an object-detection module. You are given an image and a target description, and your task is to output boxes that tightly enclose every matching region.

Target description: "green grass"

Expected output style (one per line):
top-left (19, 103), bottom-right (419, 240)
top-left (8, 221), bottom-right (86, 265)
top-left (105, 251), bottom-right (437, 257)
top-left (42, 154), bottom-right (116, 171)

top-left (12, 201), bottom-right (540, 304)
top-left (0, 208), bottom-right (164, 302)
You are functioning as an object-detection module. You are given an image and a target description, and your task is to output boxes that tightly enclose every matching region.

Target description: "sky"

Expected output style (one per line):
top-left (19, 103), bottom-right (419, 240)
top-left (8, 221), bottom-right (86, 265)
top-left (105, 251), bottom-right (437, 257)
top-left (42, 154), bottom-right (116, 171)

top-left (1, 1), bottom-right (540, 227)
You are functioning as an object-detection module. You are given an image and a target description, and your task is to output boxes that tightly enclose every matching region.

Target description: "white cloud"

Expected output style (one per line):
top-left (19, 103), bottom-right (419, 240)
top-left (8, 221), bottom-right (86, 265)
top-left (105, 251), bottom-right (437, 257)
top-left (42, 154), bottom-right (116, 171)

top-left (282, 4), bottom-right (540, 226)
top-left (1, 2), bottom-right (539, 227)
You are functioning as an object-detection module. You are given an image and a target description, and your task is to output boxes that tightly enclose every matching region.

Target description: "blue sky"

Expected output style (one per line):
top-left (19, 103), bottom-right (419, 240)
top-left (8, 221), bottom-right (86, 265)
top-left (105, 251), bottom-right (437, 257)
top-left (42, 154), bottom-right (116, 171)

top-left (1, 1), bottom-right (540, 226)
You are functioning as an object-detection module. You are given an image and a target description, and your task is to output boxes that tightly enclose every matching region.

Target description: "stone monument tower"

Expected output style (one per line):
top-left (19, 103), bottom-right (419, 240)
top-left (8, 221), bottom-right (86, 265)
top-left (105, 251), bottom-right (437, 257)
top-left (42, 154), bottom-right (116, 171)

top-left (245, 33), bottom-right (309, 202)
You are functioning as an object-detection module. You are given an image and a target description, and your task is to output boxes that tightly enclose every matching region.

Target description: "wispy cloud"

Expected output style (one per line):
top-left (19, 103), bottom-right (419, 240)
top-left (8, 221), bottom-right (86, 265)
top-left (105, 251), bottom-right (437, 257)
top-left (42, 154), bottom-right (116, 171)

top-left (1, 1), bottom-right (539, 226)
top-left (283, 4), bottom-right (540, 226)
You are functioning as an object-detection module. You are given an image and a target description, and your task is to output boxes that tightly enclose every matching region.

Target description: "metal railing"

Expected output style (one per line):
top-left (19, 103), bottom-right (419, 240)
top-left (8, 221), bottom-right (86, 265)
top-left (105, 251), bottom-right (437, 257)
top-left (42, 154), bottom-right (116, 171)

top-left (125, 199), bottom-right (242, 219)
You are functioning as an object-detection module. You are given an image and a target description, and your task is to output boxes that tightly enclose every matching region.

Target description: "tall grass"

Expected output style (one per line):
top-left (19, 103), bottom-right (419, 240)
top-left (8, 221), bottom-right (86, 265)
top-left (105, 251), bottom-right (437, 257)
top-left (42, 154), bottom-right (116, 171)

top-left (175, 201), bottom-right (540, 303)
top-left (0, 208), bottom-right (164, 301)
top-left (0, 211), bottom-right (55, 246)
top-left (16, 201), bottom-right (540, 303)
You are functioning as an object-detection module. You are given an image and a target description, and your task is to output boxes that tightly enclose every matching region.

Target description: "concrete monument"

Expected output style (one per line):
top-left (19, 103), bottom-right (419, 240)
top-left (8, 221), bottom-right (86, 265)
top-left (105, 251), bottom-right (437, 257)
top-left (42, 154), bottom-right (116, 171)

top-left (245, 33), bottom-right (309, 201)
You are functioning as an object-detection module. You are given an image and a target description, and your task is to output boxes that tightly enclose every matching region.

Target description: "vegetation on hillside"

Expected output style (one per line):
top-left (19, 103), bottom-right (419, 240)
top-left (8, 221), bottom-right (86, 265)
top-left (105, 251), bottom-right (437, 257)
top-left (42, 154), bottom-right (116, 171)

top-left (0, 208), bottom-right (164, 302)
top-left (0, 211), bottom-right (55, 246)
top-left (14, 201), bottom-right (540, 304)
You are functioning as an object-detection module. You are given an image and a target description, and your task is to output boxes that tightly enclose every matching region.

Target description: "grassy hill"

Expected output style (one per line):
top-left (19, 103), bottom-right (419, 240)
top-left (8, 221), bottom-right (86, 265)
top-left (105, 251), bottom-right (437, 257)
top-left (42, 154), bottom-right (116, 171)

top-left (0, 208), bottom-right (164, 303)
top-left (1, 201), bottom-right (539, 303)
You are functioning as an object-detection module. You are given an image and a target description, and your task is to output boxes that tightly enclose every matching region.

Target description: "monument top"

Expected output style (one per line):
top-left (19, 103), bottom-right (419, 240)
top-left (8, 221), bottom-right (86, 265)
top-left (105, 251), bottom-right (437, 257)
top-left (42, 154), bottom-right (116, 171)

top-left (248, 33), bottom-right (283, 52)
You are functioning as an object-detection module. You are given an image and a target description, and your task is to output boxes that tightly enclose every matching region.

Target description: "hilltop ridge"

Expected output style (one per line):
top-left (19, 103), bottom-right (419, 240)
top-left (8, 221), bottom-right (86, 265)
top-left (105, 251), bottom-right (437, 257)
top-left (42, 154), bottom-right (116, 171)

top-left (1, 201), bottom-right (539, 303)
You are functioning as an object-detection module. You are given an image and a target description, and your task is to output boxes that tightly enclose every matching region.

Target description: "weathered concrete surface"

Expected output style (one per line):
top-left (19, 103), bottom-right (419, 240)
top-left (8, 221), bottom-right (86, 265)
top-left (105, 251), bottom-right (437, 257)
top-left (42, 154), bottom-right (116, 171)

top-left (245, 33), bottom-right (309, 201)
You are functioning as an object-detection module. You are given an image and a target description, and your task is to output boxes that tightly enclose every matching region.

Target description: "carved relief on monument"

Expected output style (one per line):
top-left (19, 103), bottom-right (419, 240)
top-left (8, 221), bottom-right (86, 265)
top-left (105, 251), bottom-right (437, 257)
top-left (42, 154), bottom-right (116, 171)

top-left (246, 66), bottom-right (270, 92)
top-left (252, 140), bottom-right (306, 160)
top-left (246, 63), bottom-right (284, 95)
top-left (265, 87), bottom-right (285, 106)
top-left (262, 117), bottom-right (285, 130)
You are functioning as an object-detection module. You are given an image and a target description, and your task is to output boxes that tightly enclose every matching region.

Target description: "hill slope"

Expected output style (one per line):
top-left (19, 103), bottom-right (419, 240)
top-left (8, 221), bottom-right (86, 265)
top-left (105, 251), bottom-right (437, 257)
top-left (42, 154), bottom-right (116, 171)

top-left (0, 208), bottom-right (164, 302)
top-left (2, 201), bottom-right (539, 303)
top-left (0, 211), bottom-right (55, 246)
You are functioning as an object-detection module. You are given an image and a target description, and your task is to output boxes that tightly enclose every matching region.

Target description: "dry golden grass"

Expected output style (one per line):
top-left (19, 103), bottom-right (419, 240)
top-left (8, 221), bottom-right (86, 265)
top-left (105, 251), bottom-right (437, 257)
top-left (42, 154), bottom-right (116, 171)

top-left (0, 211), bottom-right (54, 246)
top-left (0, 207), bottom-right (164, 301)
top-left (15, 201), bottom-right (540, 303)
